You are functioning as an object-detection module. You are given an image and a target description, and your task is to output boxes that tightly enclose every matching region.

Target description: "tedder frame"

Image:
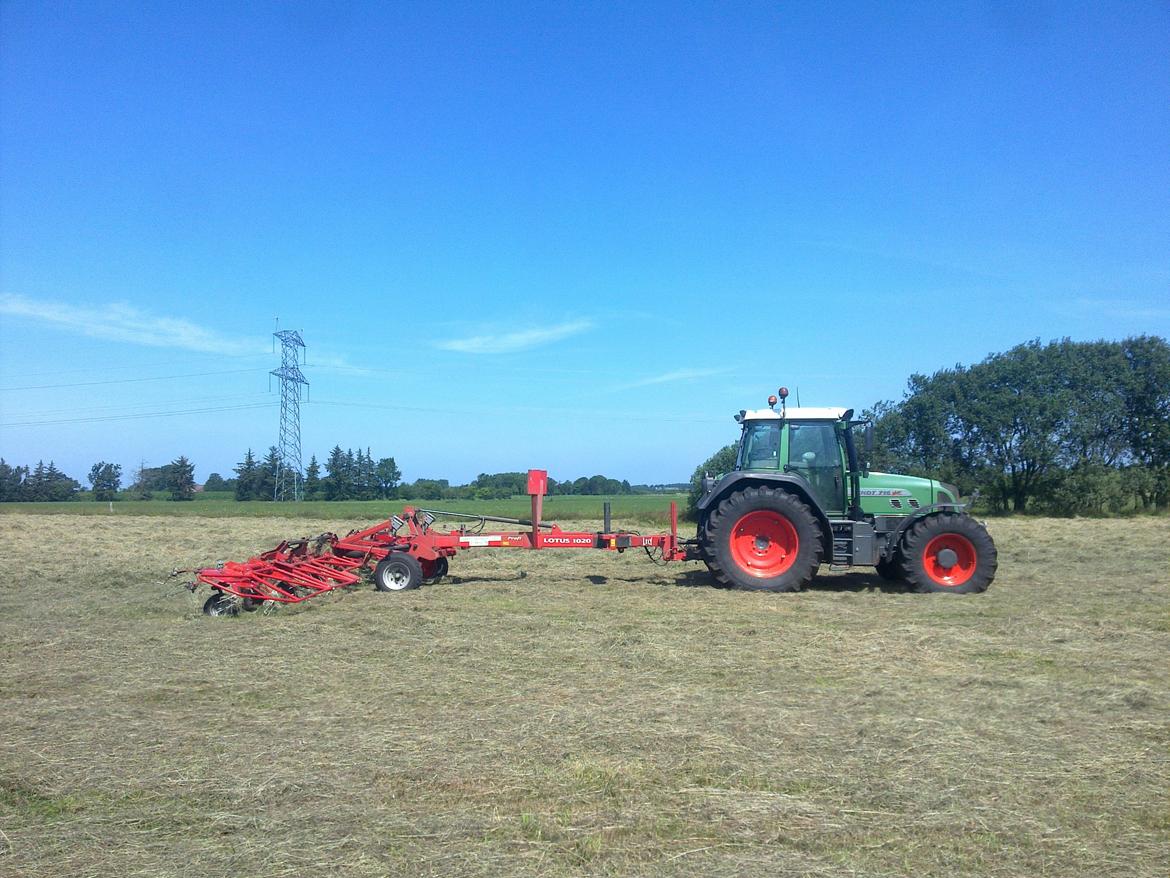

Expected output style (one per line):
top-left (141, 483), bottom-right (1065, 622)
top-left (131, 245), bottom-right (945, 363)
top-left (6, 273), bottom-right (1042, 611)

top-left (185, 469), bottom-right (690, 614)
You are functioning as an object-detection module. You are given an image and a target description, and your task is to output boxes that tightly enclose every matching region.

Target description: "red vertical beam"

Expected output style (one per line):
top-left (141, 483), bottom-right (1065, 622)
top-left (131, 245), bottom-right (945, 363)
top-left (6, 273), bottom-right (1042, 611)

top-left (527, 469), bottom-right (547, 549)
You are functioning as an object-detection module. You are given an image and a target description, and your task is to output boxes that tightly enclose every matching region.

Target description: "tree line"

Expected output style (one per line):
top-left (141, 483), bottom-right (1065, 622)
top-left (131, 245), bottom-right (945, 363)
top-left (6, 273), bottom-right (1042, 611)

top-left (0, 457), bottom-right (195, 502)
top-left (0, 443), bottom-right (640, 504)
top-left (868, 336), bottom-right (1169, 514)
top-left (687, 336), bottom-right (1169, 517)
top-left (227, 447), bottom-right (636, 501)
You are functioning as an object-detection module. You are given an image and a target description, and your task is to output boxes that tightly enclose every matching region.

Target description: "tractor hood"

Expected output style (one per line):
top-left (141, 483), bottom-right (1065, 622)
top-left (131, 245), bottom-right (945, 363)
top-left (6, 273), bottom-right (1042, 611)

top-left (857, 471), bottom-right (940, 516)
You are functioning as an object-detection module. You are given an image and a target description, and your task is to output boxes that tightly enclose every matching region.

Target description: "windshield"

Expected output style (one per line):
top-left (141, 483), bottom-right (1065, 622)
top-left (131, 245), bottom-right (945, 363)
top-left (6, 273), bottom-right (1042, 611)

top-left (738, 422), bottom-right (781, 470)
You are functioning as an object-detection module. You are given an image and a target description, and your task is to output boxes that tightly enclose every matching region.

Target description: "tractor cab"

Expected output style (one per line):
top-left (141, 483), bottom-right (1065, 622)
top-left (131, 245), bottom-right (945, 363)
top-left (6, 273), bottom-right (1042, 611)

top-left (734, 405), bottom-right (852, 513)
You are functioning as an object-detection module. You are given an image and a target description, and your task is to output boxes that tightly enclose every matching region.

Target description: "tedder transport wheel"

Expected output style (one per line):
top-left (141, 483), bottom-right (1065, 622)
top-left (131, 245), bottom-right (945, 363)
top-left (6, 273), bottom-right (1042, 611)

top-left (703, 487), bottom-right (822, 592)
top-left (901, 513), bottom-right (997, 594)
top-left (422, 556), bottom-right (449, 582)
top-left (373, 553), bottom-right (424, 592)
top-left (202, 592), bottom-right (240, 616)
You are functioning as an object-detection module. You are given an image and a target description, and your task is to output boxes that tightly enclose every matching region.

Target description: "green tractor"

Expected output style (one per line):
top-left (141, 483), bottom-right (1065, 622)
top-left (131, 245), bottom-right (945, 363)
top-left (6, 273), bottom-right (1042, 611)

top-left (694, 388), bottom-right (997, 593)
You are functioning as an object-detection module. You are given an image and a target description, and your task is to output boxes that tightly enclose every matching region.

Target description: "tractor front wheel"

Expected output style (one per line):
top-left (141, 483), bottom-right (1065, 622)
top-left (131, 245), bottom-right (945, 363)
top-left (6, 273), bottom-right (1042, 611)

top-left (374, 553), bottom-right (424, 592)
top-left (874, 555), bottom-right (904, 582)
top-left (703, 487), bottom-right (822, 592)
top-left (901, 513), bottom-right (997, 594)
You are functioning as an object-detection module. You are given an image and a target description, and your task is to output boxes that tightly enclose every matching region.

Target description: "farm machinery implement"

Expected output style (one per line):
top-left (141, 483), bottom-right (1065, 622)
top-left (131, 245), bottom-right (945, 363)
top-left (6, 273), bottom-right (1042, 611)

top-left (183, 469), bottom-right (690, 615)
top-left (182, 387), bottom-right (997, 615)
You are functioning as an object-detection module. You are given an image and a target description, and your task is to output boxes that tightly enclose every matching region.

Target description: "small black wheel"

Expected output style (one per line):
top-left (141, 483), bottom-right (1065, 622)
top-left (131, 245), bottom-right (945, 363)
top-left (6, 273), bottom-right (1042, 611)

top-left (901, 513), bottom-right (997, 594)
top-left (874, 555), bottom-right (904, 581)
top-left (422, 556), bottom-right (449, 582)
top-left (373, 553), bottom-right (424, 592)
top-left (202, 592), bottom-right (239, 616)
top-left (703, 486), bottom-right (822, 592)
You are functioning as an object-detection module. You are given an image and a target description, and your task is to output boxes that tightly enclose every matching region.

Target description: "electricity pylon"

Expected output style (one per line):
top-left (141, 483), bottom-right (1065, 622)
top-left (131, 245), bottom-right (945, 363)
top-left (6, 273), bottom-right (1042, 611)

top-left (271, 328), bottom-right (308, 501)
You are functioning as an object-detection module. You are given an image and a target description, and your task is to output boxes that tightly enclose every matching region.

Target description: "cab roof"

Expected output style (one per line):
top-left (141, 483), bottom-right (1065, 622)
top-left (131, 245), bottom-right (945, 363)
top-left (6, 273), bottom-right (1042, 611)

top-left (741, 406), bottom-right (849, 422)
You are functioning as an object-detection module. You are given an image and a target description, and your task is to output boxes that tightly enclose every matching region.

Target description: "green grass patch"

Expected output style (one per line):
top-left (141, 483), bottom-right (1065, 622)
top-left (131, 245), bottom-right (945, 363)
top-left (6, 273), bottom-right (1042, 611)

top-left (0, 492), bottom-right (685, 524)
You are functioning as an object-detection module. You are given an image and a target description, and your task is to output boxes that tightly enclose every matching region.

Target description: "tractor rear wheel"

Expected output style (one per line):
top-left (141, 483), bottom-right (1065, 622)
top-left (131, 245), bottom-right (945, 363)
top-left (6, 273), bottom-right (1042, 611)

top-left (901, 513), bottom-right (997, 594)
top-left (374, 553), bottom-right (424, 592)
top-left (703, 486), bottom-right (821, 592)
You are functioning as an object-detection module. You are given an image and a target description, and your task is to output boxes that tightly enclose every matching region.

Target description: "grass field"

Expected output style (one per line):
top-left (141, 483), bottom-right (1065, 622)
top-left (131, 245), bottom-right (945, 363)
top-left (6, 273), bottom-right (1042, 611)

top-left (0, 493), bottom-right (685, 525)
top-left (0, 512), bottom-right (1167, 877)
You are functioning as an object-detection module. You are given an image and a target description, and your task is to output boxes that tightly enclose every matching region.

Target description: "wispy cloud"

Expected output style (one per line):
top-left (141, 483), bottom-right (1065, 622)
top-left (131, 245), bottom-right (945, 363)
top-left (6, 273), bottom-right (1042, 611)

top-left (0, 293), bottom-right (265, 355)
top-left (436, 320), bottom-right (594, 354)
top-left (1068, 296), bottom-right (1170, 321)
top-left (305, 352), bottom-right (374, 376)
top-left (614, 367), bottom-right (730, 390)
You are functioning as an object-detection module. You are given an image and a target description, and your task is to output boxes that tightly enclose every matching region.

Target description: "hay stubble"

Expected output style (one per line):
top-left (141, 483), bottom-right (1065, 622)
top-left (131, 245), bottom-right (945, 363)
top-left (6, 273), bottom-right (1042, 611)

top-left (0, 514), bottom-right (1167, 876)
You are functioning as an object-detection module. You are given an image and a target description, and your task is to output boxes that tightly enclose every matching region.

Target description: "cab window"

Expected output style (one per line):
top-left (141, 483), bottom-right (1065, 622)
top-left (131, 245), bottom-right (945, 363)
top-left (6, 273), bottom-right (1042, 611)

top-left (739, 422), bottom-right (781, 470)
top-left (787, 422), bottom-right (838, 465)
top-left (787, 422), bottom-right (845, 512)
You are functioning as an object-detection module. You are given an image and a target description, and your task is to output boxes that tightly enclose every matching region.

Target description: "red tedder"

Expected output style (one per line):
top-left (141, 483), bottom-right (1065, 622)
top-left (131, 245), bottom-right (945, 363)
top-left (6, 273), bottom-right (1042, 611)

top-left (183, 470), bottom-right (697, 615)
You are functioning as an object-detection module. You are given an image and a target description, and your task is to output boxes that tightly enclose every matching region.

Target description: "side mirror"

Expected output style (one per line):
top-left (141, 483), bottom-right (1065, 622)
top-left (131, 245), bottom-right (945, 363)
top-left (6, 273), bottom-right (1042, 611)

top-left (864, 422), bottom-right (874, 457)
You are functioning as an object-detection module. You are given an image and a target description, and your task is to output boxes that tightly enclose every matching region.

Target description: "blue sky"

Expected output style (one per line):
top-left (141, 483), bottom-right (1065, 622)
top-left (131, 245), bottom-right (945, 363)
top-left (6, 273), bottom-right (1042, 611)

top-left (1, 2), bottom-right (1168, 486)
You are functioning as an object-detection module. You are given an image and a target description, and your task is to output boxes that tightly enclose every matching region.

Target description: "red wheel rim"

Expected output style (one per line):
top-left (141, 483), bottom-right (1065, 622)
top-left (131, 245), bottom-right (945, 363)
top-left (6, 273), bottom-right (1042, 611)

top-left (730, 510), bottom-right (799, 578)
top-left (922, 533), bottom-right (977, 586)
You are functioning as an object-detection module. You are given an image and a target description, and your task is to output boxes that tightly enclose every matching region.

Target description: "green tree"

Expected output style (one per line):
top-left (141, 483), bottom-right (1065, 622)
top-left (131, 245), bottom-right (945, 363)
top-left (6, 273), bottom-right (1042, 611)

top-left (1120, 335), bottom-right (1170, 509)
top-left (203, 472), bottom-right (228, 492)
top-left (258, 446), bottom-right (282, 501)
top-left (0, 459), bottom-right (28, 502)
top-left (304, 455), bottom-right (322, 499)
top-left (375, 457), bottom-right (401, 499)
top-left (234, 449), bottom-right (261, 501)
top-left (168, 456), bottom-right (196, 501)
top-left (869, 336), bottom-right (1170, 513)
top-left (88, 461), bottom-right (122, 501)
top-left (21, 461), bottom-right (80, 501)
top-left (324, 445), bottom-right (352, 500)
top-left (688, 443), bottom-right (739, 515)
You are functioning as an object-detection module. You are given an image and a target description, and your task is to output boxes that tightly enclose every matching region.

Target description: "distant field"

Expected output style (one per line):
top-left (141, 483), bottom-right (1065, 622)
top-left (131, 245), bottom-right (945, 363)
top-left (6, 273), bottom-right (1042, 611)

top-left (0, 514), bottom-right (1166, 878)
top-left (0, 492), bottom-right (686, 524)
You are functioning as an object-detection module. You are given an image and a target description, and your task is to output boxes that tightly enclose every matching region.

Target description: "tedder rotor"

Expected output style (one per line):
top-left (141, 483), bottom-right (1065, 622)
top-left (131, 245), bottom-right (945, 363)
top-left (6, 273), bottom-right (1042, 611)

top-left (181, 387), bottom-right (997, 615)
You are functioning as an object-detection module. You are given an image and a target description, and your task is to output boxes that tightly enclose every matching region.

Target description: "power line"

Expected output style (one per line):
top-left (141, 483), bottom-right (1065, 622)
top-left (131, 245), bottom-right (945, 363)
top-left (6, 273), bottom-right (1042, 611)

top-left (0, 352), bottom-right (271, 380)
top-left (311, 398), bottom-right (726, 423)
top-left (6, 392), bottom-right (270, 420)
top-left (0, 401), bottom-right (276, 428)
top-left (0, 367), bottom-right (266, 392)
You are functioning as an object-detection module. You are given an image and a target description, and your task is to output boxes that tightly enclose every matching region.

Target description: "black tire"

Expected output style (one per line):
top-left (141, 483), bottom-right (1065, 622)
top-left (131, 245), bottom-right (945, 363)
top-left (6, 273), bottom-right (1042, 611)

top-left (241, 597), bottom-right (264, 612)
top-left (901, 513), bottom-right (997, 594)
top-left (373, 553), bottom-right (424, 592)
top-left (874, 555), bottom-right (904, 582)
top-left (696, 518), bottom-right (730, 587)
top-left (703, 486), bottom-right (822, 592)
top-left (422, 556), bottom-right (449, 582)
top-left (202, 592), bottom-right (239, 616)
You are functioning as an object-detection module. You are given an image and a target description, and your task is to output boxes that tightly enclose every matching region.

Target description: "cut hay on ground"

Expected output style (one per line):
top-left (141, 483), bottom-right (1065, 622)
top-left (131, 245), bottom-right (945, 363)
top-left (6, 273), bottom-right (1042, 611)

top-left (1, 514), bottom-right (1167, 877)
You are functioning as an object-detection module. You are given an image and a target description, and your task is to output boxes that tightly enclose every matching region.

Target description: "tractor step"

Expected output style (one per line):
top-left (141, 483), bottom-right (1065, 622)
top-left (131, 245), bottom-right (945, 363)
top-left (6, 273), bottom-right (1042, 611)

top-left (830, 520), bottom-right (877, 566)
